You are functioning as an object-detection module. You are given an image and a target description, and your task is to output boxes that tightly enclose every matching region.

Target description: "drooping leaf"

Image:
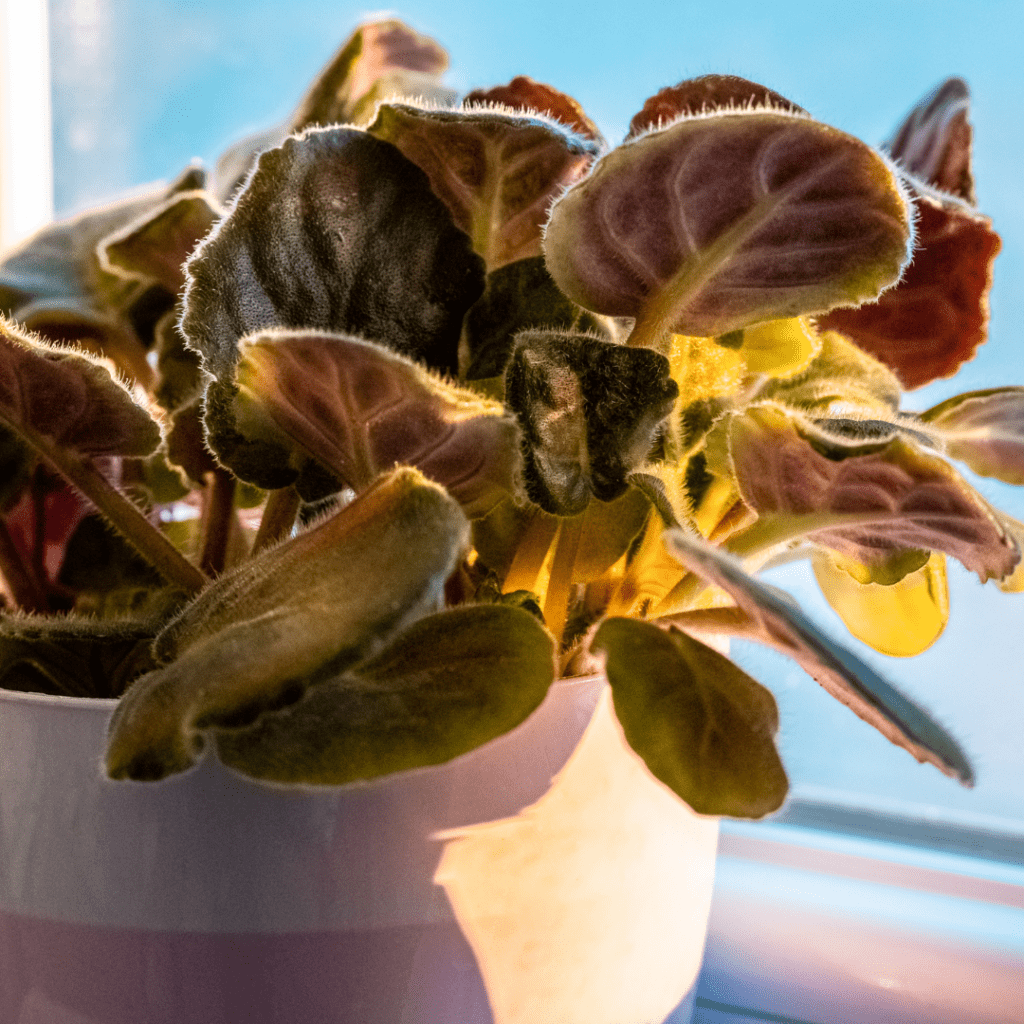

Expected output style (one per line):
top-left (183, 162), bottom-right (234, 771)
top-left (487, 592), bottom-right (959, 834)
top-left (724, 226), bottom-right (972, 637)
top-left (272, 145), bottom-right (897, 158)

top-left (592, 616), bottom-right (787, 817)
top-left (224, 328), bottom-right (520, 516)
top-left (819, 186), bottom-right (1000, 389)
top-left (884, 77), bottom-right (975, 204)
top-left (100, 191), bottom-right (222, 296)
top-left (106, 469), bottom-right (469, 780)
top-left (462, 257), bottom-right (613, 380)
top-left (729, 404), bottom-right (1019, 582)
top-left (627, 75), bottom-right (805, 139)
top-left (464, 76), bottom-right (604, 145)
top-left (215, 604), bottom-right (555, 784)
top-left (660, 528), bottom-right (975, 785)
top-left (812, 549), bottom-right (948, 657)
top-left (368, 102), bottom-right (600, 271)
top-left (544, 109), bottom-right (912, 349)
top-left (0, 316), bottom-right (161, 460)
top-left (919, 387), bottom-right (1024, 485)
top-left (182, 126), bottom-right (485, 383)
top-left (505, 330), bottom-right (678, 515)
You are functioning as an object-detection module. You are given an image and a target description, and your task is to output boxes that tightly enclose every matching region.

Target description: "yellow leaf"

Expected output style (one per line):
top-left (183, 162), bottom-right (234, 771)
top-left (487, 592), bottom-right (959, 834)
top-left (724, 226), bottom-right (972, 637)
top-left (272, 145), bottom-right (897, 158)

top-left (736, 317), bottom-right (821, 378)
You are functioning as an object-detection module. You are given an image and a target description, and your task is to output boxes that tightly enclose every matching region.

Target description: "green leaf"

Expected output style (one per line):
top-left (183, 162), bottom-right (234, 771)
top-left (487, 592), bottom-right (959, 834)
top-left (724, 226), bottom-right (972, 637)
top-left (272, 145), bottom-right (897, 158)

top-left (183, 126), bottom-right (485, 381)
top-left (505, 330), bottom-right (678, 515)
top-left (592, 616), bottom-right (787, 818)
top-left (543, 109), bottom-right (912, 350)
top-left (660, 528), bottom-right (975, 785)
top-left (920, 387), bottom-right (1024, 485)
top-left (368, 102), bottom-right (600, 271)
top-left (227, 328), bottom-right (521, 516)
top-left (729, 403), bottom-right (1019, 582)
top-left (215, 604), bottom-right (555, 784)
top-left (105, 468), bottom-right (469, 780)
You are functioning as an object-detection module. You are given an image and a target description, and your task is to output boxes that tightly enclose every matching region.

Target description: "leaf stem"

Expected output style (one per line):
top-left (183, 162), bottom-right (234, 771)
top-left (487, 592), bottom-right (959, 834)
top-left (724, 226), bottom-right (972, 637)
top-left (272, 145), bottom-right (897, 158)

top-left (502, 510), bottom-right (559, 595)
top-left (251, 485), bottom-right (301, 556)
top-left (542, 513), bottom-right (584, 643)
top-left (199, 468), bottom-right (237, 577)
top-left (0, 517), bottom-right (48, 612)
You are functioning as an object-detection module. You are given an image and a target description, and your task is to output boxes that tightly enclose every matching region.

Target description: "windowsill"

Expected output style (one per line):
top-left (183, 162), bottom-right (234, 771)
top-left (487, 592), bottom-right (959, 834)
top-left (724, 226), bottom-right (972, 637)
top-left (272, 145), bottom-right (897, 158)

top-left (695, 799), bottom-right (1024, 1024)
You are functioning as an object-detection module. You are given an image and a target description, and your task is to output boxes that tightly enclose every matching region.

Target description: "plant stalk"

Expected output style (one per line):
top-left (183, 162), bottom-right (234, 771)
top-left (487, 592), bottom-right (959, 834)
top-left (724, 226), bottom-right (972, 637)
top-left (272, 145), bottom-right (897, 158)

top-left (251, 485), bottom-right (301, 556)
top-left (0, 517), bottom-right (48, 612)
top-left (199, 468), bottom-right (237, 576)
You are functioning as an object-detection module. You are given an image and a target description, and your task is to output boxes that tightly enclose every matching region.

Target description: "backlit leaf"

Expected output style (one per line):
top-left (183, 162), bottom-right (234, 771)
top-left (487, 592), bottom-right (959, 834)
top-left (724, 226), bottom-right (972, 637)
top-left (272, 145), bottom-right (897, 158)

top-left (661, 528), bottom-right (975, 784)
top-left (106, 469), bottom-right (469, 780)
top-left (368, 102), bottom-right (599, 271)
top-left (182, 126), bottom-right (485, 381)
top-left (544, 110), bottom-right (912, 349)
top-left (720, 316), bottom-right (820, 378)
top-left (729, 404), bottom-right (1019, 582)
top-left (464, 76), bottom-right (604, 145)
top-left (592, 616), bottom-right (787, 818)
top-left (819, 187), bottom-right (1000, 389)
top-left (215, 604), bottom-right (555, 784)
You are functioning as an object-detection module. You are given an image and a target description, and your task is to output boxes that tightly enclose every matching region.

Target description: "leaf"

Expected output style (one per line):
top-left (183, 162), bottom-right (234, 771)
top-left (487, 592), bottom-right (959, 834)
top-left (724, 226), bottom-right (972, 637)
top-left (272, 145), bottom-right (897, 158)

top-left (214, 604), bottom-right (555, 784)
top-left (884, 77), bottom-right (975, 204)
top-left (464, 76), bottom-right (604, 145)
top-left (182, 126), bottom-right (485, 381)
top-left (368, 102), bottom-right (600, 271)
top-left (151, 307), bottom-right (204, 413)
top-left (505, 330), bottom-right (678, 515)
top-left (661, 528), bottom-right (975, 785)
top-left (729, 404), bottom-right (1019, 582)
top-left (819, 187), bottom-right (1000, 389)
top-left (462, 256), bottom-right (613, 380)
top-left (571, 486), bottom-right (652, 583)
top-left (627, 75), bottom-right (805, 139)
top-left (100, 191), bottom-right (222, 296)
top-left (0, 316), bottom-right (161, 460)
top-left (543, 109), bottom-right (912, 349)
top-left (106, 468), bottom-right (469, 780)
top-left (720, 316), bottom-right (821, 378)
top-left (229, 328), bottom-right (521, 516)
top-left (812, 549), bottom-right (948, 657)
top-left (920, 387), bottom-right (1024, 485)
top-left (592, 616), bottom-right (787, 817)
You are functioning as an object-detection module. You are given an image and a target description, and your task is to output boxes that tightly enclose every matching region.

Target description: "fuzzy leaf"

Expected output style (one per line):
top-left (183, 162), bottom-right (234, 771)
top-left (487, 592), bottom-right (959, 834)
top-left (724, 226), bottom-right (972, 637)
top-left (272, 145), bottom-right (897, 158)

top-left (215, 604), bottom-right (555, 784)
top-left (820, 187), bottom-right (1000, 389)
top-left (920, 387), bottom-right (1024, 485)
top-left (183, 126), bottom-right (485, 382)
top-left (368, 103), bottom-right (599, 271)
top-left (464, 76), bottom-right (604, 144)
top-left (0, 317), bottom-right (161, 459)
top-left (592, 616), bottom-right (787, 817)
top-left (505, 330), bottom-right (678, 515)
top-left (884, 77), bottom-right (975, 204)
top-left (730, 404), bottom-right (1018, 581)
top-left (627, 75), bottom-right (805, 140)
top-left (720, 316), bottom-right (820, 378)
top-left (229, 329), bottom-right (520, 516)
top-left (661, 528), bottom-right (975, 784)
top-left (544, 110), bottom-right (912, 346)
top-left (151, 307), bottom-right (204, 413)
top-left (463, 257), bottom-right (613, 380)
top-left (106, 469), bottom-right (469, 780)
top-left (101, 191), bottom-right (221, 296)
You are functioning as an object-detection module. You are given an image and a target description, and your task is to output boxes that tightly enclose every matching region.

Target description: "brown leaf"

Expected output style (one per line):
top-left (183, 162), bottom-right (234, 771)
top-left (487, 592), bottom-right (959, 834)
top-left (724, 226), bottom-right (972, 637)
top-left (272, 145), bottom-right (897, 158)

top-left (464, 76), bottom-right (604, 145)
top-left (627, 75), bottom-right (805, 140)
top-left (819, 188), bottom-right (1000, 389)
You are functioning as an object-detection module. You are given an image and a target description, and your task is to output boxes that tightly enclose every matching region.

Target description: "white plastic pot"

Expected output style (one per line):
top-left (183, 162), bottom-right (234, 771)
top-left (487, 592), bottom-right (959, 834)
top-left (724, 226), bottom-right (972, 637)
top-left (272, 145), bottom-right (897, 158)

top-left (0, 677), bottom-right (719, 1024)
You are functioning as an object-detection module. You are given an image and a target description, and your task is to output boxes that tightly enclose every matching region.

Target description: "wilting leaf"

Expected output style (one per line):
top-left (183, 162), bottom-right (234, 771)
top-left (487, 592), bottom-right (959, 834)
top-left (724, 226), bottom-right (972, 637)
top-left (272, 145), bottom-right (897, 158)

top-left (0, 317), bottom-right (161, 460)
top-left (544, 109), bottom-right (912, 348)
top-left (106, 469), bottom-right (469, 780)
top-left (463, 257), bottom-right (613, 380)
top-left (464, 76), bottom-right (604, 144)
top-left (183, 126), bottom-right (485, 382)
top-left (730, 404), bottom-right (1019, 582)
top-left (101, 191), bottom-right (221, 296)
top-left (227, 328), bottom-right (520, 516)
top-left (812, 549), bottom-right (948, 657)
top-left (215, 604), bottom-right (555, 784)
top-left (757, 330), bottom-right (902, 414)
top-left (820, 187), bottom-right (1000, 389)
top-left (920, 387), bottom-right (1024, 485)
top-left (505, 330), bottom-right (678, 515)
top-left (660, 528), bottom-right (975, 784)
top-left (884, 77), bottom-right (975, 204)
top-left (0, 613), bottom-right (160, 698)
top-left (592, 616), bottom-right (787, 817)
top-left (627, 75), bottom-right (805, 139)
top-left (368, 102), bottom-right (599, 271)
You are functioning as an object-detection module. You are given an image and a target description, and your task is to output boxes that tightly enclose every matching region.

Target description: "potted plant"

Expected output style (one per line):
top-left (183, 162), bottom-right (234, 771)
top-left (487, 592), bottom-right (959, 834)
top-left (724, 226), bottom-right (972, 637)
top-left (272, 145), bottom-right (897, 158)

top-left (0, 16), bottom-right (1018, 1024)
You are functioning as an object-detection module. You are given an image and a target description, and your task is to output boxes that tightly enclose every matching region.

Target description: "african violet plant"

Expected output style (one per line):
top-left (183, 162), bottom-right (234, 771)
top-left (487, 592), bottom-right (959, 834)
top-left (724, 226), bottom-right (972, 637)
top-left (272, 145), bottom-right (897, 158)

top-left (0, 19), bottom-right (1017, 817)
